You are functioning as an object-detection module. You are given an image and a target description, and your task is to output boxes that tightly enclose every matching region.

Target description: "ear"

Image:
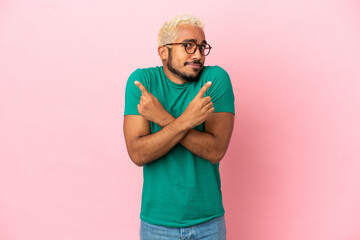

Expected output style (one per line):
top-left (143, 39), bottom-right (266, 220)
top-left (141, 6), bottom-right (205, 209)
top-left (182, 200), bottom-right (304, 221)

top-left (158, 46), bottom-right (169, 61)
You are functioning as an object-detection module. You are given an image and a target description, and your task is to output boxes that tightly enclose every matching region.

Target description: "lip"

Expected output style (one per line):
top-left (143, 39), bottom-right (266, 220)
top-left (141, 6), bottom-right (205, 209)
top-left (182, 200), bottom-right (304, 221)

top-left (187, 63), bottom-right (202, 69)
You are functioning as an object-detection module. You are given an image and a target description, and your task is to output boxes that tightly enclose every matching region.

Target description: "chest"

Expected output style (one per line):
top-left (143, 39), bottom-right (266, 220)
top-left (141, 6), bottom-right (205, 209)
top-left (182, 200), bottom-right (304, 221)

top-left (152, 85), bottom-right (200, 118)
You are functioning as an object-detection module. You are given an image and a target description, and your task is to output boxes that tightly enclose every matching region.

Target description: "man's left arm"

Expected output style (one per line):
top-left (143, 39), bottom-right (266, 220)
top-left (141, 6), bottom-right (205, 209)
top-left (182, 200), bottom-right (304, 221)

top-left (145, 110), bottom-right (234, 164)
top-left (164, 113), bottom-right (234, 164)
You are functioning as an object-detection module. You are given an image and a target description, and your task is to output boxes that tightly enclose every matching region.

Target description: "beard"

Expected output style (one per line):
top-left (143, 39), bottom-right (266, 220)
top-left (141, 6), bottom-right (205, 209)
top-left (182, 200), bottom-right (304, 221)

top-left (167, 48), bottom-right (203, 82)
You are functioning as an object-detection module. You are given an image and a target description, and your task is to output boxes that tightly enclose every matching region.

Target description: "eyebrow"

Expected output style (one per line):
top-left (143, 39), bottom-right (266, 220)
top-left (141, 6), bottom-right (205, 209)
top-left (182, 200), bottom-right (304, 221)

top-left (182, 39), bottom-right (208, 44)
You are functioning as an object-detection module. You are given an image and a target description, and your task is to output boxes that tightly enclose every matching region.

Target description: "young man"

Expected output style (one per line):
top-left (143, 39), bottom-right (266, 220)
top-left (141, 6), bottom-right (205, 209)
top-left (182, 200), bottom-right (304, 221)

top-left (123, 14), bottom-right (235, 240)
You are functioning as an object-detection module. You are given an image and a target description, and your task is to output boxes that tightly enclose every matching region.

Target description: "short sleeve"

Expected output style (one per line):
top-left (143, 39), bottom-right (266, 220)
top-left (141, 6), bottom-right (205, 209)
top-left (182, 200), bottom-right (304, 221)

top-left (124, 69), bottom-right (148, 116)
top-left (206, 66), bottom-right (235, 114)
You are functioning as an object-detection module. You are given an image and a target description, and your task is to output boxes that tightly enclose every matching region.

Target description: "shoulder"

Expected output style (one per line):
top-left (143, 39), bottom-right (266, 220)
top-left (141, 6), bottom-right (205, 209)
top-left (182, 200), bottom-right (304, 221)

top-left (200, 65), bottom-right (231, 88)
top-left (200, 66), bottom-right (235, 113)
top-left (127, 66), bottom-right (162, 89)
top-left (128, 66), bottom-right (161, 80)
top-left (126, 66), bottom-right (163, 94)
top-left (200, 66), bottom-right (231, 86)
top-left (201, 65), bottom-right (230, 78)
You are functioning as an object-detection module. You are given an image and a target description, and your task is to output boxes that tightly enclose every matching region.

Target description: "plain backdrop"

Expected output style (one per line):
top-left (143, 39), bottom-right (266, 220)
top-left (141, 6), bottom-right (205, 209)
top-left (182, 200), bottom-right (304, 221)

top-left (1, 0), bottom-right (360, 239)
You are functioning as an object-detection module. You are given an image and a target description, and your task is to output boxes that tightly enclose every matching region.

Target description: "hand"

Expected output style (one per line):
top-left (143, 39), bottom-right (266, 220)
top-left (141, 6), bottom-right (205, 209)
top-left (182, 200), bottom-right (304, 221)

top-left (179, 81), bottom-right (214, 129)
top-left (135, 81), bottom-right (174, 127)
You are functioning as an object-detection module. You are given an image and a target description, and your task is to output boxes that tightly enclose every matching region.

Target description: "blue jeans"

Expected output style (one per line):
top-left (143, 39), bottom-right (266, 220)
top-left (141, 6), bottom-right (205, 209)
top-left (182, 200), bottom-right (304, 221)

top-left (140, 215), bottom-right (226, 240)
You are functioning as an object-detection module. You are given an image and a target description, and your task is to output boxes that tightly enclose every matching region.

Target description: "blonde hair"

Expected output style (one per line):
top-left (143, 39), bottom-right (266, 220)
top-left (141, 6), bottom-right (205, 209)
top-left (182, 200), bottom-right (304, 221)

top-left (158, 14), bottom-right (204, 47)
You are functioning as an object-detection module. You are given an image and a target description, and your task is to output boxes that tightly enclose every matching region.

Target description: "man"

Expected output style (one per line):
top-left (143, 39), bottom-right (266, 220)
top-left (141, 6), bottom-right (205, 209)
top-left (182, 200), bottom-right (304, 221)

top-left (123, 14), bottom-right (235, 240)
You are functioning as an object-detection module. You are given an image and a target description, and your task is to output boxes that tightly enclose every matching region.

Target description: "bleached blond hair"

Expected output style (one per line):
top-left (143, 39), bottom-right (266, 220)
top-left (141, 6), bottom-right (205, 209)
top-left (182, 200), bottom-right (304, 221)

top-left (158, 14), bottom-right (204, 47)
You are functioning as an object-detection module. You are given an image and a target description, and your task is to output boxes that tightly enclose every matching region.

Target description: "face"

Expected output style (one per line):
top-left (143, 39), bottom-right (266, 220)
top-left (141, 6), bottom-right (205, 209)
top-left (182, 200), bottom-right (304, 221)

top-left (164, 24), bottom-right (207, 82)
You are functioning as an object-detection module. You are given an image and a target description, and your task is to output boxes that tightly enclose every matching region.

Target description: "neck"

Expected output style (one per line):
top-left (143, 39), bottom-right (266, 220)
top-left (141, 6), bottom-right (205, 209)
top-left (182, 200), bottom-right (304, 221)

top-left (162, 65), bottom-right (188, 84)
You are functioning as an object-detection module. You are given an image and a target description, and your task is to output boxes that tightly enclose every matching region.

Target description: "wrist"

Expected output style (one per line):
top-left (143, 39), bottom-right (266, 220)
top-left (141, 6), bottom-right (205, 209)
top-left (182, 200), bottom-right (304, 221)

top-left (159, 113), bottom-right (176, 128)
top-left (172, 115), bottom-right (191, 132)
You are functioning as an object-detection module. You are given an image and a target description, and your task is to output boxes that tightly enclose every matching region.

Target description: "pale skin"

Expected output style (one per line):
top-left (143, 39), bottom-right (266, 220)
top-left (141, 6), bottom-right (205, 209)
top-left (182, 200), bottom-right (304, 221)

top-left (123, 24), bottom-right (234, 166)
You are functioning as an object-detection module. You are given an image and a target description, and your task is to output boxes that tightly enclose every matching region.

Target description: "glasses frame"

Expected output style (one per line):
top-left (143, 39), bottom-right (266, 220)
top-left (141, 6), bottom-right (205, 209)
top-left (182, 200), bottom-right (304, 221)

top-left (163, 41), bottom-right (212, 56)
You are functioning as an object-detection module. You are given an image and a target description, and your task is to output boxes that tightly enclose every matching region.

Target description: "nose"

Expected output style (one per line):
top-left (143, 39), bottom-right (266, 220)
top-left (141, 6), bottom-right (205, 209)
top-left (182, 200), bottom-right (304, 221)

top-left (191, 45), bottom-right (203, 59)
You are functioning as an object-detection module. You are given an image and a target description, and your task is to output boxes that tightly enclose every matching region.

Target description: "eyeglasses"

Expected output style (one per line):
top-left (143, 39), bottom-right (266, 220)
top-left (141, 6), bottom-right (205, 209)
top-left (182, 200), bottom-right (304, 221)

top-left (163, 41), bottom-right (212, 56)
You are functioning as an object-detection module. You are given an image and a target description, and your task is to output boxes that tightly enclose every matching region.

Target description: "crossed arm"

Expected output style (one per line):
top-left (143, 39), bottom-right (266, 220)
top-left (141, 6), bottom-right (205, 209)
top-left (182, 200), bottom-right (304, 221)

top-left (123, 81), bottom-right (234, 167)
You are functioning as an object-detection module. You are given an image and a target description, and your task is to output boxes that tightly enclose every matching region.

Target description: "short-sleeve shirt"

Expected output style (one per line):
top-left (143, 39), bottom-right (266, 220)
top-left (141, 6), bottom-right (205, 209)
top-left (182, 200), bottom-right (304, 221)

top-left (124, 65), bottom-right (235, 227)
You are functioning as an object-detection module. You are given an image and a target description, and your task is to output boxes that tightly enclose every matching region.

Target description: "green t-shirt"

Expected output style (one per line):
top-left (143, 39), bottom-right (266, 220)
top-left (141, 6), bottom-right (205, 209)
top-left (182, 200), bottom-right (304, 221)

top-left (124, 65), bottom-right (235, 227)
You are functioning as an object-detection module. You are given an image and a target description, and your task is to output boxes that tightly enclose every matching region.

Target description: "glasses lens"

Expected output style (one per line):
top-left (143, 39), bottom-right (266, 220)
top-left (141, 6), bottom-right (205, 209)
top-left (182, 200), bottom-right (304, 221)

top-left (184, 42), bottom-right (196, 54)
top-left (201, 45), bottom-right (211, 56)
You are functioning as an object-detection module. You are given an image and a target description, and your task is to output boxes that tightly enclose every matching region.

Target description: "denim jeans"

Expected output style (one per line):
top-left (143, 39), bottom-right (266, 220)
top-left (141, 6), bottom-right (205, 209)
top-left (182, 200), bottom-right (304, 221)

top-left (140, 215), bottom-right (226, 240)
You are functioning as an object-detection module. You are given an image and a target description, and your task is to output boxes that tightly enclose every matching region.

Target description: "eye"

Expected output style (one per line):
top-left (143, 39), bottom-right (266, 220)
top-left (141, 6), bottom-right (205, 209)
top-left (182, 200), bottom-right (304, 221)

top-left (184, 42), bottom-right (193, 48)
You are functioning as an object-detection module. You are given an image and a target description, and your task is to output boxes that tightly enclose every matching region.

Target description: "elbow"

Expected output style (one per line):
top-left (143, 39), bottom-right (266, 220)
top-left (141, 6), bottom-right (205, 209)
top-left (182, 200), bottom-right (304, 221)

top-left (133, 159), bottom-right (144, 167)
top-left (209, 150), bottom-right (226, 165)
top-left (126, 141), bottom-right (146, 167)
top-left (128, 152), bottom-right (145, 167)
top-left (209, 157), bottom-right (223, 165)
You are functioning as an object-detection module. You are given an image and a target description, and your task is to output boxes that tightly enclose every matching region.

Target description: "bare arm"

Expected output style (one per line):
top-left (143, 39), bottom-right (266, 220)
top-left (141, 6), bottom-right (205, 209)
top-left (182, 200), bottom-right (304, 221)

top-left (157, 112), bottom-right (234, 164)
top-left (181, 112), bottom-right (234, 164)
top-left (123, 115), bottom-right (188, 166)
top-left (131, 81), bottom-right (234, 165)
top-left (123, 81), bottom-right (214, 166)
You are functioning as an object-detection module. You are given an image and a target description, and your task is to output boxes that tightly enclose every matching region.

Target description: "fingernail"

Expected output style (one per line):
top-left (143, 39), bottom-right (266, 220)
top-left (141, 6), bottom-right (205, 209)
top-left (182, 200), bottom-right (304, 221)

top-left (134, 81), bottom-right (139, 85)
top-left (207, 81), bottom-right (212, 85)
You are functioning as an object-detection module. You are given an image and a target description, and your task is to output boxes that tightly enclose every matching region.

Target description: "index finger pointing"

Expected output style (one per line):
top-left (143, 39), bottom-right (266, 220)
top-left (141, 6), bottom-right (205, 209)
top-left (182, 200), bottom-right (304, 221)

top-left (196, 81), bottom-right (212, 98)
top-left (134, 81), bottom-right (148, 94)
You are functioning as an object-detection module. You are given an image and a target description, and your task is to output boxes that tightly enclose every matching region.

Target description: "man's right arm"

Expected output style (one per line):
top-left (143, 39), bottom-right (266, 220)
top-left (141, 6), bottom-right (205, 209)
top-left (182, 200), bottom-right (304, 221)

top-left (123, 115), bottom-right (188, 167)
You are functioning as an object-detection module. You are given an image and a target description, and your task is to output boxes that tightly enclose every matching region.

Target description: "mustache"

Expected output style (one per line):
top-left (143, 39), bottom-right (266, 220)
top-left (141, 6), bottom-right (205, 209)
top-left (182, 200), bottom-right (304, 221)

top-left (185, 60), bottom-right (203, 66)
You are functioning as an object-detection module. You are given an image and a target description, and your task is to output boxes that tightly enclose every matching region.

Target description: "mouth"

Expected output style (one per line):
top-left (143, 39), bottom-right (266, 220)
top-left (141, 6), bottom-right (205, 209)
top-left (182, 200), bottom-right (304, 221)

top-left (186, 63), bottom-right (202, 69)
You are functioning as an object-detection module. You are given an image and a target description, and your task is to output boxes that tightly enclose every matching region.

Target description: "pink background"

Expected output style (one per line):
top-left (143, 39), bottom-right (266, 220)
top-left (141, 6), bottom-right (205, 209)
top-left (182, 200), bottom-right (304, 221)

top-left (1, 0), bottom-right (360, 239)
